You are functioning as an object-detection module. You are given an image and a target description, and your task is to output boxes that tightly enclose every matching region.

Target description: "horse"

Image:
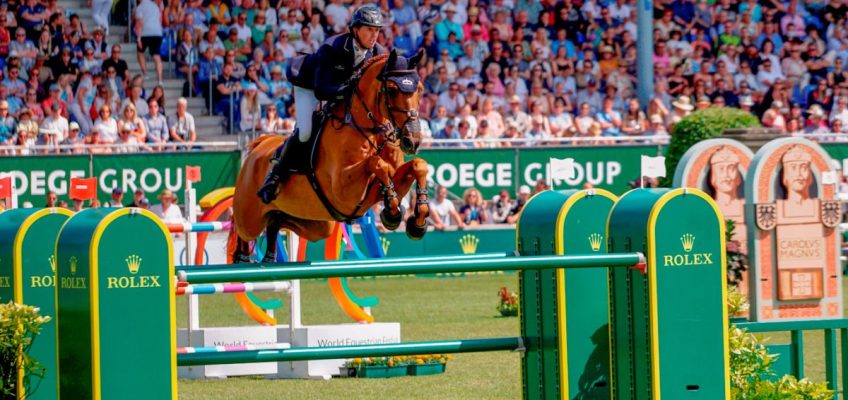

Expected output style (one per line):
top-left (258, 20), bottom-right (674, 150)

top-left (230, 50), bottom-right (430, 263)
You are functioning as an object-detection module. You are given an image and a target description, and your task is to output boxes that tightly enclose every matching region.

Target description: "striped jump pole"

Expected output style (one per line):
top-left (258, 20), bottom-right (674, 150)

top-left (177, 343), bottom-right (291, 354)
top-left (175, 281), bottom-right (292, 296)
top-left (166, 221), bottom-right (232, 233)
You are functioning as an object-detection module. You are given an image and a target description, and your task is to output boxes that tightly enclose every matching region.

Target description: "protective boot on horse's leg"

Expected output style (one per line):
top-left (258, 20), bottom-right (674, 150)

top-left (257, 87), bottom-right (321, 204)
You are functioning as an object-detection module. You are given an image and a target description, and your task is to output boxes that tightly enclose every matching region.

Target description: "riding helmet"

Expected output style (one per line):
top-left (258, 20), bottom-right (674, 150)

top-left (350, 5), bottom-right (385, 28)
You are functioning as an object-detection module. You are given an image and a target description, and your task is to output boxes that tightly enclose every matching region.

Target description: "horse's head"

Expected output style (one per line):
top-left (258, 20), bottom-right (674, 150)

top-left (377, 50), bottom-right (425, 155)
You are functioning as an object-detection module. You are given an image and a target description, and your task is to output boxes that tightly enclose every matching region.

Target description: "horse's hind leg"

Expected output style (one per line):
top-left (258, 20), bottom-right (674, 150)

top-left (261, 216), bottom-right (284, 263)
top-left (232, 234), bottom-right (254, 264)
top-left (365, 156), bottom-right (404, 230)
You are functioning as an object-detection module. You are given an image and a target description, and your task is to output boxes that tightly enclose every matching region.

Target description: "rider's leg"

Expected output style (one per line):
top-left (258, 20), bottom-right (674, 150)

top-left (257, 86), bottom-right (319, 204)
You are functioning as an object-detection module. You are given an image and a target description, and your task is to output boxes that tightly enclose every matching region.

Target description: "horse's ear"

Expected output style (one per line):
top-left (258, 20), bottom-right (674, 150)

top-left (409, 49), bottom-right (424, 69)
top-left (387, 49), bottom-right (398, 69)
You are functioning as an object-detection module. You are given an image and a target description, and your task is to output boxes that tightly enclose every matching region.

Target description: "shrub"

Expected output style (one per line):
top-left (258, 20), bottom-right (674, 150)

top-left (0, 302), bottom-right (51, 400)
top-left (728, 288), bottom-right (832, 399)
top-left (662, 107), bottom-right (760, 187)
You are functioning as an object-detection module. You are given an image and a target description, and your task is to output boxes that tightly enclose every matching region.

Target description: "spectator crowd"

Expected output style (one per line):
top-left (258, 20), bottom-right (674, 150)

top-left (2, 0), bottom-right (848, 154)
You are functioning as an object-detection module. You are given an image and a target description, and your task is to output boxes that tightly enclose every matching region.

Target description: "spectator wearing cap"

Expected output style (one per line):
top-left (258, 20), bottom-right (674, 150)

top-left (670, 96), bottom-right (693, 124)
top-left (48, 46), bottom-right (77, 78)
top-left (223, 27), bottom-right (250, 64)
top-left (145, 98), bottom-right (169, 151)
top-left (115, 123), bottom-right (146, 153)
top-left (645, 114), bottom-right (668, 136)
top-left (60, 121), bottom-right (85, 154)
top-left (267, 65), bottom-right (291, 110)
top-left (239, 83), bottom-right (262, 132)
top-left (505, 185), bottom-right (531, 224)
top-left (805, 104), bottom-right (830, 134)
top-left (85, 27), bottom-right (110, 61)
top-left (105, 187), bottom-right (125, 208)
top-left (129, 188), bottom-right (147, 207)
top-left (40, 101), bottom-right (67, 149)
top-left (504, 95), bottom-right (531, 132)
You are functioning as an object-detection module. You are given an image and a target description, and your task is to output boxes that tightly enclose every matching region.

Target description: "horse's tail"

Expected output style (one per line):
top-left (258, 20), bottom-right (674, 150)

top-left (247, 134), bottom-right (278, 151)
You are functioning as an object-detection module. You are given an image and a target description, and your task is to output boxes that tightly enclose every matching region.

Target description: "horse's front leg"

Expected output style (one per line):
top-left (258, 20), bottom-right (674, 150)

top-left (365, 155), bottom-right (403, 230)
top-left (389, 158), bottom-right (430, 240)
top-left (261, 220), bottom-right (282, 263)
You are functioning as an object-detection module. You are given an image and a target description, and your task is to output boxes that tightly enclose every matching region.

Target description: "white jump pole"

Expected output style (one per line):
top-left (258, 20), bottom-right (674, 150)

top-left (185, 179), bottom-right (200, 334)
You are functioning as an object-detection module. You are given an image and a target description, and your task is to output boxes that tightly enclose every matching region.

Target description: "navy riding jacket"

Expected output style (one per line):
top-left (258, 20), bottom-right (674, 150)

top-left (289, 33), bottom-right (387, 102)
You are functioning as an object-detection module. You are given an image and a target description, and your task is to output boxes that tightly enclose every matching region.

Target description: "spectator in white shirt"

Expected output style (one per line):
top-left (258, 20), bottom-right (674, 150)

top-left (150, 189), bottom-right (185, 224)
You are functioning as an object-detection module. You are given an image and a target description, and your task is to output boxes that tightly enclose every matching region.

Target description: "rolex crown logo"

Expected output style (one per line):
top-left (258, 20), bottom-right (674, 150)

top-left (681, 234), bottom-right (695, 252)
top-left (380, 237), bottom-right (391, 256)
top-left (126, 255), bottom-right (142, 274)
top-left (69, 256), bottom-right (78, 275)
top-left (459, 234), bottom-right (479, 254)
top-left (588, 233), bottom-right (603, 252)
top-left (48, 255), bottom-right (56, 274)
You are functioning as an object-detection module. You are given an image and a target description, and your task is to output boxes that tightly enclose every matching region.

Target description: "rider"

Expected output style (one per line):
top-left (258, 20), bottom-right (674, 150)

top-left (257, 5), bottom-right (388, 204)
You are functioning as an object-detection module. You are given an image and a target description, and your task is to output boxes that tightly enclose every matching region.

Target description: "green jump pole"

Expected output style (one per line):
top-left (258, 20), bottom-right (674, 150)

top-left (177, 253), bottom-right (646, 284)
top-left (176, 251), bottom-right (520, 272)
top-left (177, 337), bottom-right (523, 366)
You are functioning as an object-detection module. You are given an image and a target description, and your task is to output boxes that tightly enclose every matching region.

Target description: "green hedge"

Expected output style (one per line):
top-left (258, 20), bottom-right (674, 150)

top-left (662, 107), bottom-right (761, 187)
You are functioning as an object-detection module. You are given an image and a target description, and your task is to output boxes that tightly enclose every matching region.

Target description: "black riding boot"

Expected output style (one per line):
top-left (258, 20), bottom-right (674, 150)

top-left (257, 136), bottom-right (297, 204)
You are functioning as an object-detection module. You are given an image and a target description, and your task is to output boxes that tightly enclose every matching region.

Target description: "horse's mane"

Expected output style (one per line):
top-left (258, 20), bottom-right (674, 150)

top-left (247, 134), bottom-right (279, 150)
top-left (360, 53), bottom-right (390, 74)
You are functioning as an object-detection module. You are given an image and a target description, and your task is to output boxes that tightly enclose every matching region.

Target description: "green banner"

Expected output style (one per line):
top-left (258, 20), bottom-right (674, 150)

top-left (0, 155), bottom-right (90, 206)
top-left (0, 152), bottom-right (240, 205)
top-left (91, 152), bottom-right (240, 203)
top-left (419, 145), bottom-right (665, 198)
top-left (821, 143), bottom-right (848, 166)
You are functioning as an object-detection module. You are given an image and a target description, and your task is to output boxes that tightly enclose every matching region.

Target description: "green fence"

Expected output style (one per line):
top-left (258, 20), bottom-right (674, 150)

top-left (5, 142), bottom-right (848, 206)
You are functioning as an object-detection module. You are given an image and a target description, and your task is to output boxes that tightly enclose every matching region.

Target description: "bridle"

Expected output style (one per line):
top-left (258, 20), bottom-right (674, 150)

top-left (339, 58), bottom-right (419, 155)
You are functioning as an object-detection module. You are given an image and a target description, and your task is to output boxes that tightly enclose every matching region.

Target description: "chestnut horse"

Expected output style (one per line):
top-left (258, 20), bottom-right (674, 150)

top-left (230, 50), bottom-right (430, 263)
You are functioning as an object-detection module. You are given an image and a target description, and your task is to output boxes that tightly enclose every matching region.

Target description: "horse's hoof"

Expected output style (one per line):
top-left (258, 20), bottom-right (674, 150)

top-left (234, 254), bottom-right (253, 264)
top-left (405, 216), bottom-right (427, 240)
top-left (381, 206), bottom-right (405, 231)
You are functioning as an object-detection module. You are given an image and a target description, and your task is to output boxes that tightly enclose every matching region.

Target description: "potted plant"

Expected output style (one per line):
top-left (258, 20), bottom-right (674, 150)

top-left (342, 356), bottom-right (408, 378)
top-left (407, 354), bottom-right (451, 376)
top-left (497, 287), bottom-right (519, 317)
